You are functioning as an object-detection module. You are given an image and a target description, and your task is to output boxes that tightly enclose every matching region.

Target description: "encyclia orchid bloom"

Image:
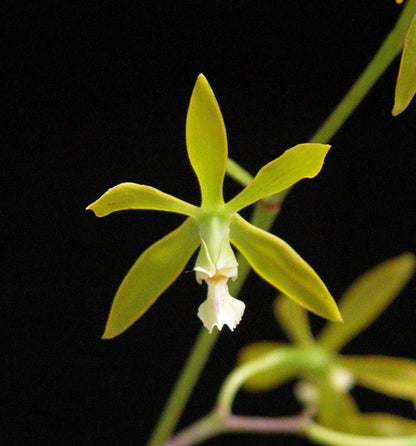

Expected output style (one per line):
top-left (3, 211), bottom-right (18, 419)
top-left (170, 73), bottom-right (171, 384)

top-left (87, 74), bottom-right (341, 339)
top-left (238, 253), bottom-right (416, 436)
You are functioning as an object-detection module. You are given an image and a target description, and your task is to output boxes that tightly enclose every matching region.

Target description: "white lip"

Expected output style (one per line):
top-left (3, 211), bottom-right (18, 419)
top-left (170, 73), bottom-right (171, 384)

top-left (197, 273), bottom-right (245, 333)
top-left (193, 225), bottom-right (244, 332)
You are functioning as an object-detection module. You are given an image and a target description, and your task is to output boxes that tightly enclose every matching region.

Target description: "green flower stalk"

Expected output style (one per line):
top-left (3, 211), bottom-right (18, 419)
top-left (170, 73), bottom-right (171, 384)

top-left (87, 74), bottom-right (341, 339)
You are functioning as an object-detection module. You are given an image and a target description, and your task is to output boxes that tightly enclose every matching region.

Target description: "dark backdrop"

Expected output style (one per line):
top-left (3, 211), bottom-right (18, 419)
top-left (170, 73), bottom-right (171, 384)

top-left (10, 1), bottom-right (415, 445)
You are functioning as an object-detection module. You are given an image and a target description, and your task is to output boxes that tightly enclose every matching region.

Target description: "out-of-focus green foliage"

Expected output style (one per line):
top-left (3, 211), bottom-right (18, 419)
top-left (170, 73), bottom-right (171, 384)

top-left (273, 294), bottom-right (315, 347)
top-left (318, 252), bottom-right (416, 351)
top-left (238, 253), bottom-right (416, 436)
top-left (392, 13), bottom-right (416, 115)
top-left (338, 355), bottom-right (416, 400)
top-left (237, 341), bottom-right (297, 392)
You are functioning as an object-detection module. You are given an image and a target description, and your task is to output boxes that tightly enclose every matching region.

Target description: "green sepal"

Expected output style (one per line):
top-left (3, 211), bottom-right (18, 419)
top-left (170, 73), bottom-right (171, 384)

top-left (224, 144), bottom-right (330, 214)
top-left (318, 252), bottom-right (416, 351)
top-left (346, 413), bottom-right (416, 436)
top-left (339, 355), bottom-right (416, 400)
top-left (102, 218), bottom-right (200, 339)
top-left (186, 74), bottom-right (227, 209)
top-left (315, 384), bottom-right (359, 433)
top-left (274, 294), bottom-right (315, 346)
top-left (316, 385), bottom-right (416, 436)
top-left (317, 386), bottom-right (416, 436)
top-left (86, 182), bottom-right (198, 217)
top-left (230, 214), bottom-right (342, 322)
top-left (237, 341), bottom-right (297, 392)
top-left (392, 13), bottom-right (416, 116)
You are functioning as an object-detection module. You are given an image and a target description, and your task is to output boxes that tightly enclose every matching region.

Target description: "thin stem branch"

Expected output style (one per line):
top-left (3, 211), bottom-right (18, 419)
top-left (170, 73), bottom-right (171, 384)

top-left (224, 409), bottom-right (312, 434)
top-left (146, 330), bottom-right (219, 446)
top-left (226, 158), bottom-right (253, 187)
top-left (215, 346), bottom-right (327, 415)
top-left (163, 413), bottom-right (225, 446)
top-left (216, 348), bottom-right (294, 414)
top-left (146, 3), bottom-right (416, 445)
top-left (164, 408), bottom-right (315, 446)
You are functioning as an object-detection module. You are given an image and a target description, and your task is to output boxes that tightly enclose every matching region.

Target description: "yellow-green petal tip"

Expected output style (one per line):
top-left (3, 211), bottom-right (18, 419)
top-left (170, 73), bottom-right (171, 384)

top-left (101, 329), bottom-right (114, 340)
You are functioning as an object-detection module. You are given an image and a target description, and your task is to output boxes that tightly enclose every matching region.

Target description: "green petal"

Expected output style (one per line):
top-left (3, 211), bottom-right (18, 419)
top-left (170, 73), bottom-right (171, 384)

top-left (348, 413), bottom-right (416, 436)
top-left (316, 384), bottom-right (359, 432)
top-left (230, 214), bottom-right (341, 321)
top-left (224, 144), bottom-right (330, 214)
top-left (392, 13), bottom-right (416, 116)
top-left (237, 341), bottom-right (297, 392)
top-left (339, 355), bottom-right (416, 400)
top-left (273, 294), bottom-right (315, 346)
top-left (316, 385), bottom-right (416, 436)
top-left (86, 183), bottom-right (198, 217)
top-left (318, 253), bottom-right (416, 351)
top-left (186, 74), bottom-right (227, 209)
top-left (102, 218), bottom-right (200, 339)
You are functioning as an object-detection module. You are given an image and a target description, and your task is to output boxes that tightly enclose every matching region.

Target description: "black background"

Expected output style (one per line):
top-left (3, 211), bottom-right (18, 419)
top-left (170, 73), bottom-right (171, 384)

top-left (10, 1), bottom-right (416, 445)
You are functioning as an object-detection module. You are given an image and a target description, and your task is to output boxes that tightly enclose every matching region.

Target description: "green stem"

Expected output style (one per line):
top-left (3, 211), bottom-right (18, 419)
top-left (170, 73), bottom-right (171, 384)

top-left (226, 158), bottom-right (253, 187)
top-left (146, 329), bottom-right (219, 446)
top-left (165, 411), bottom-right (312, 446)
top-left (306, 423), bottom-right (416, 446)
top-left (226, 0), bottom-right (416, 186)
top-left (164, 412), bottom-right (225, 446)
top-left (216, 346), bottom-right (328, 415)
top-left (146, 3), bottom-right (416, 444)
top-left (216, 347), bottom-right (296, 414)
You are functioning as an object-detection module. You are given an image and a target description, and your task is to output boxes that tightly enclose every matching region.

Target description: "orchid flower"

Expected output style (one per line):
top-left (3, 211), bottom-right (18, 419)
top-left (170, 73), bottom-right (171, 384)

top-left (238, 252), bottom-right (416, 436)
top-left (87, 74), bottom-right (341, 339)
